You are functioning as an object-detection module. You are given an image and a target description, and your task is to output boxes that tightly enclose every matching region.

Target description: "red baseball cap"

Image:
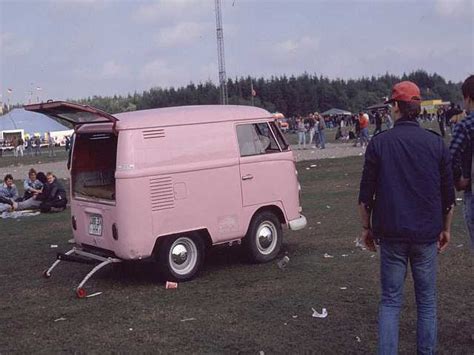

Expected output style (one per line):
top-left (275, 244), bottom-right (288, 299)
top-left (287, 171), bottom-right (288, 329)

top-left (385, 81), bottom-right (421, 104)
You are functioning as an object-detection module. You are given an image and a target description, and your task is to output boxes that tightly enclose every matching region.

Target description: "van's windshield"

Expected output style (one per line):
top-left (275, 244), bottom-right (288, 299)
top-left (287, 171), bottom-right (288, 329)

top-left (71, 132), bottom-right (117, 202)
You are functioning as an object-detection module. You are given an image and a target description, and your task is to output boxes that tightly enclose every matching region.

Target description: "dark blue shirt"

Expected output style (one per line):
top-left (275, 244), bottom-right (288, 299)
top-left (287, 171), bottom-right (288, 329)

top-left (359, 119), bottom-right (455, 244)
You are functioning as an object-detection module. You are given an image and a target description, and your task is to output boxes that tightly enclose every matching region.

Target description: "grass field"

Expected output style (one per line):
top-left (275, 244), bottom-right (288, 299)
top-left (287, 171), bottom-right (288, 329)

top-left (0, 156), bottom-right (472, 353)
top-left (0, 147), bottom-right (69, 168)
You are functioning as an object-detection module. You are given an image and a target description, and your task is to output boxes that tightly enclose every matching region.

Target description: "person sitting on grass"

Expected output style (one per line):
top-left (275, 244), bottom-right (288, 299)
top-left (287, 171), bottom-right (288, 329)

top-left (35, 172), bottom-right (67, 213)
top-left (0, 174), bottom-right (19, 213)
top-left (23, 168), bottom-right (43, 200)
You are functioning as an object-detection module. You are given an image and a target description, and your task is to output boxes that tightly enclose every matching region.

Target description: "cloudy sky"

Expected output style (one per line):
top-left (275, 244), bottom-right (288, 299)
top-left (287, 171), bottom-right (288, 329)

top-left (1, 0), bottom-right (473, 104)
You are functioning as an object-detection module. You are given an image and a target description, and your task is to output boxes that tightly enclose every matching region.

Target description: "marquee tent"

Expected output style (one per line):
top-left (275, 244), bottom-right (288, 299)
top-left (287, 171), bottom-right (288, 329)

top-left (320, 108), bottom-right (352, 116)
top-left (0, 108), bottom-right (71, 136)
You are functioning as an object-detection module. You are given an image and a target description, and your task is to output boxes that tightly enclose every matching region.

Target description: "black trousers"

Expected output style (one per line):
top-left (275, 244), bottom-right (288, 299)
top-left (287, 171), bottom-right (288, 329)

top-left (40, 198), bottom-right (67, 213)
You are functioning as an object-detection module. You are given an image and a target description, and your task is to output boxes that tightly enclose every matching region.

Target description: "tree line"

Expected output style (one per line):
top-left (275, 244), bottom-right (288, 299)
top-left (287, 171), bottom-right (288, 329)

top-left (74, 70), bottom-right (463, 117)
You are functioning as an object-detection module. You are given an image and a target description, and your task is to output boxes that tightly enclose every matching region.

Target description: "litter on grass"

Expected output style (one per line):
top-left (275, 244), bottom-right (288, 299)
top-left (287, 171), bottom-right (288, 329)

top-left (341, 254), bottom-right (348, 257)
top-left (456, 198), bottom-right (463, 202)
top-left (54, 317), bottom-right (67, 322)
top-left (457, 244), bottom-right (464, 248)
top-left (292, 315), bottom-right (298, 319)
top-left (306, 167), bottom-right (310, 170)
top-left (355, 336), bottom-right (361, 343)
top-left (317, 221), bottom-right (321, 225)
top-left (50, 244), bottom-right (58, 248)
top-left (355, 238), bottom-right (367, 250)
top-left (165, 281), bottom-right (178, 289)
top-left (310, 164), bottom-right (317, 168)
top-left (323, 253), bottom-right (334, 258)
top-left (277, 256), bottom-right (290, 270)
top-left (312, 307), bottom-right (328, 318)
top-left (86, 292), bottom-right (102, 298)
top-left (1, 210), bottom-right (40, 219)
top-left (181, 318), bottom-right (196, 322)
top-left (340, 287), bottom-right (347, 290)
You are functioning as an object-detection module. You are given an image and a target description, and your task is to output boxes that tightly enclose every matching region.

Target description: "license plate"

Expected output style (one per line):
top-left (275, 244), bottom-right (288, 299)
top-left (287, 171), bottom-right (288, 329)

top-left (89, 215), bottom-right (103, 236)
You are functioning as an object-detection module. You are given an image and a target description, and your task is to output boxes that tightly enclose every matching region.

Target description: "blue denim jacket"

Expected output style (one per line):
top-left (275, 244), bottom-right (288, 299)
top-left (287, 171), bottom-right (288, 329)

top-left (0, 183), bottom-right (19, 201)
top-left (359, 119), bottom-right (455, 243)
top-left (23, 178), bottom-right (43, 192)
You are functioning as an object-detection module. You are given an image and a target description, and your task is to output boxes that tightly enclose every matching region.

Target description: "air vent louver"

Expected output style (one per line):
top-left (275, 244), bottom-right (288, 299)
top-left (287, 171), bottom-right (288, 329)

top-left (150, 176), bottom-right (174, 211)
top-left (143, 129), bottom-right (165, 140)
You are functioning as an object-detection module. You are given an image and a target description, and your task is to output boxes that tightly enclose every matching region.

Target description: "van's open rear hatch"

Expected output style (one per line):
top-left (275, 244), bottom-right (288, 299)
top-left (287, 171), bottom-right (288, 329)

top-left (72, 132), bottom-right (117, 202)
top-left (24, 101), bottom-right (118, 128)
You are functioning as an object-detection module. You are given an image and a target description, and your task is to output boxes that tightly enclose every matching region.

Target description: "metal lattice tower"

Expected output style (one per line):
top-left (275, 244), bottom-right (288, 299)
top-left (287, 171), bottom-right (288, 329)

top-left (215, 0), bottom-right (228, 105)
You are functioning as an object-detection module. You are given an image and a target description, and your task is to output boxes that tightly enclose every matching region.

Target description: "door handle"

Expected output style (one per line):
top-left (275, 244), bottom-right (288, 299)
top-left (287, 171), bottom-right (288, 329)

top-left (242, 174), bottom-right (254, 181)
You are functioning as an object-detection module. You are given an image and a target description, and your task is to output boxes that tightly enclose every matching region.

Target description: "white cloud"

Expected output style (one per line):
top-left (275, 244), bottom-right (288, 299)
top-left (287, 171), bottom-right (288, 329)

top-left (274, 36), bottom-right (320, 56)
top-left (0, 33), bottom-right (32, 57)
top-left (100, 60), bottom-right (129, 79)
top-left (139, 59), bottom-right (175, 87)
top-left (154, 22), bottom-right (210, 47)
top-left (133, 0), bottom-right (212, 23)
top-left (435, 0), bottom-right (473, 17)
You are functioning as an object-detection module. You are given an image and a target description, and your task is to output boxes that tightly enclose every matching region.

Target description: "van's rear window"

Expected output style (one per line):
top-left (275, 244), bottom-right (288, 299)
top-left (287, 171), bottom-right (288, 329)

top-left (72, 133), bottom-right (117, 201)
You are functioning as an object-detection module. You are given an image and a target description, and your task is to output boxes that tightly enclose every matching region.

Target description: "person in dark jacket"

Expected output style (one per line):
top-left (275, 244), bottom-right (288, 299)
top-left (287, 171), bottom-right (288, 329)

top-left (36, 172), bottom-right (67, 213)
top-left (358, 81), bottom-right (455, 354)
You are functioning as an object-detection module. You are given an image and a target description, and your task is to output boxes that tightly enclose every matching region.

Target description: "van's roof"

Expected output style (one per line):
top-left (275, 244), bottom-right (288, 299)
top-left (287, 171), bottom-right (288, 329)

top-left (115, 105), bottom-right (272, 129)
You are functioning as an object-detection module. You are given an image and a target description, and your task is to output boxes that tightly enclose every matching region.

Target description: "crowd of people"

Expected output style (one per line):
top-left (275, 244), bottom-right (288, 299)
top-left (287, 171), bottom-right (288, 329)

top-left (0, 133), bottom-right (71, 158)
top-left (0, 168), bottom-right (67, 214)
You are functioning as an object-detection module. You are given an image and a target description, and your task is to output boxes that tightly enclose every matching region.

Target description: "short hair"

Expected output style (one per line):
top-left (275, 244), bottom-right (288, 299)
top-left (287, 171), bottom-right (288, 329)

top-left (28, 168), bottom-right (37, 175)
top-left (4, 174), bottom-right (13, 182)
top-left (46, 172), bottom-right (54, 177)
top-left (396, 100), bottom-right (421, 120)
top-left (461, 75), bottom-right (474, 100)
top-left (36, 172), bottom-right (47, 184)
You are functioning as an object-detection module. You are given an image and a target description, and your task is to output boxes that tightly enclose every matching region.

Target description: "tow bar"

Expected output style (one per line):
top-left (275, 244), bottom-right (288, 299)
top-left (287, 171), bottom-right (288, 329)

top-left (43, 247), bottom-right (122, 298)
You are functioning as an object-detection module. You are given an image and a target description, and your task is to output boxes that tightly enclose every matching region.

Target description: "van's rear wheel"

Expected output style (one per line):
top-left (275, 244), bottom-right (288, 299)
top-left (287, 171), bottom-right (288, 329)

top-left (157, 234), bottom-right (204, 282)
top-left (245, 211), bottom-right (282, 263)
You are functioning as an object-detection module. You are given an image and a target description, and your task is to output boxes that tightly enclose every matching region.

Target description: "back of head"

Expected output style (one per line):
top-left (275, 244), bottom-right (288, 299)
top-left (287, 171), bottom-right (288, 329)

top-left (462, 75), bottom-right (474, 100)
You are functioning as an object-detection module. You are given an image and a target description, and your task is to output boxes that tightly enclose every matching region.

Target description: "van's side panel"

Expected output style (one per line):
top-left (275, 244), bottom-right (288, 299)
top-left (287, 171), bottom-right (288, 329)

top-left (114, 121), bottom-right (246, 255)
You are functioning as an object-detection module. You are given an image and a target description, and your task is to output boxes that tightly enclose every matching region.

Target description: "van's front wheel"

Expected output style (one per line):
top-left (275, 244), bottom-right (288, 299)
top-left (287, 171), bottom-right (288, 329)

top-left (157, 234), bottom-right (204, 282)
top-left (245, 211), bottom-right (282, 263)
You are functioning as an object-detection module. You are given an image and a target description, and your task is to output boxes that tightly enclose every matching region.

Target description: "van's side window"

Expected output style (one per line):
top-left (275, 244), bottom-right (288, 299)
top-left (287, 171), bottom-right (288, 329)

top-left (236, 123), bottom-right (281, 157)
top-left (269, 121), bottom-right (289, 150)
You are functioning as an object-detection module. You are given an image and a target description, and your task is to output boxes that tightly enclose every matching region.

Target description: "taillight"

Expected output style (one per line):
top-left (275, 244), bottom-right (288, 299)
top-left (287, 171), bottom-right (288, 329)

top-left (71, 216), bottom-right (77, 230)
top-left (112, 223), bottom-right (118, 240)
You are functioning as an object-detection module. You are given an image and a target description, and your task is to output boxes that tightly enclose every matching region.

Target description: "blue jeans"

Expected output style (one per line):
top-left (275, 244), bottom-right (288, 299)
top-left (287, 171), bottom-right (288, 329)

top-left (297, 131), bottom-right (306, 148)
top-left (378, 240), bottom-right (438, 355)
top-left (462, 191), bottom-right (474, 249)
top-left (318, 130), bottom-right (325, 148)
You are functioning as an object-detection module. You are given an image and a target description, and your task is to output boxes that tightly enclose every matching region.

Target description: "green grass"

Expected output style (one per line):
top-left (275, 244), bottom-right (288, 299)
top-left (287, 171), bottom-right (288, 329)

top-left (0, 147), bottom-right (69, 168)
top-left (0, 157), bottom-right (472, 353)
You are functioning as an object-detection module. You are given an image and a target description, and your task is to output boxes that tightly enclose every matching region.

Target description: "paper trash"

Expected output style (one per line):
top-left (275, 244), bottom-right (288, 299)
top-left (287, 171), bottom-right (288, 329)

top-left (165, 281), bottom-right (178, 289)
top-left (277, 256), bottom-right (290, 270)
top-left (323, 253), bottom-right (334, 258)
top-left (312, 307), bottom-right (328, 318)
top-left (50, 244), bottom-right (58, 248)
top-left (86, 292), bottom-right (102, 298)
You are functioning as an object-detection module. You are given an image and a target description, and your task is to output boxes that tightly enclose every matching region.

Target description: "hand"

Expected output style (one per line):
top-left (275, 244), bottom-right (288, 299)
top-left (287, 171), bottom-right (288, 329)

top-left (454, 177), bottom-right (470, 191)
top-left (361, 228), bottom-right (377, 252)
top-left (438, 230), bottom-right (451, 253)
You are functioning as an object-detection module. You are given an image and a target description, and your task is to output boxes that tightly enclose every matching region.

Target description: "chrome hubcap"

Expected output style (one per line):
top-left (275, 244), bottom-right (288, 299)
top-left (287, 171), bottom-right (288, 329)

top-left (168, 237), bottom-right (198, 275)
top-left (171, 244), bottom-right (188, 265)
top-left (256, 222), bottom-right (277, 255)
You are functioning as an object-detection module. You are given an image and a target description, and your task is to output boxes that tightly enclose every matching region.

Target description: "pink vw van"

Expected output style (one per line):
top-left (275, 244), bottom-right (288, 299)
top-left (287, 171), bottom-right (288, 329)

top-left (26, 102), bottom-right (306, 295)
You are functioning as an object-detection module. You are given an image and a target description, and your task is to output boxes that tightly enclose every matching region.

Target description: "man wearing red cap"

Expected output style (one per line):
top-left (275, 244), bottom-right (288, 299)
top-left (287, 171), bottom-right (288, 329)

top-left (358, 81), bottom-right (455, 354)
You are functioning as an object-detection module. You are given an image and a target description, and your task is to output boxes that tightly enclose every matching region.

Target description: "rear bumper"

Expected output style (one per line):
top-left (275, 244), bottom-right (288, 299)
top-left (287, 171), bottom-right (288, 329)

top-left (288, 214), bottom-right (307, 231)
